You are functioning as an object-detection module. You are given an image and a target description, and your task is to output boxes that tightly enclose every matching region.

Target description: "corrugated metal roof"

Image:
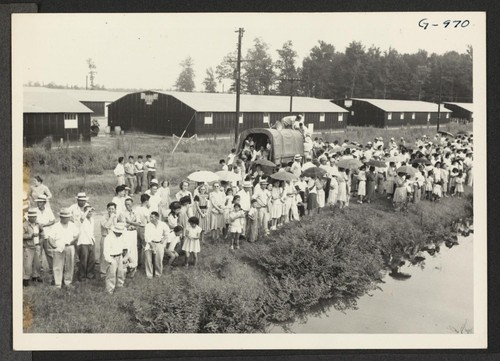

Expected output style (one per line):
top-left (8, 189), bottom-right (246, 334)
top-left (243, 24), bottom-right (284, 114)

top-left (443, 102), bottom-right (473, 113)
top-left (24, 87), bottom-right (128, 102)
top-left (154, 91), bottom-right (348, 113)
top-left (350, 98), bottom-right (452, 113)
top-left (24, 88), bottom-right (93, 113)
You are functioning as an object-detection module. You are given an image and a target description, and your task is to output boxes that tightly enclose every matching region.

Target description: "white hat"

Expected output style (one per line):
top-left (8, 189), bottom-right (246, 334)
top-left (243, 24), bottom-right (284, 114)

top-left (76, 192), bottom-right (89, 201)
top-left (294, 154), bottom-right (302, 160)
top-left (112, 223), bottom-right (126, 233)
top-left (243, 181), bottom-right (253, 188)
top-left (35, 194), bottom-right (48, 203)
top-left (150, 179), bottom-right (159, 185)
top-left (27, 208), bottom-right (38, 217)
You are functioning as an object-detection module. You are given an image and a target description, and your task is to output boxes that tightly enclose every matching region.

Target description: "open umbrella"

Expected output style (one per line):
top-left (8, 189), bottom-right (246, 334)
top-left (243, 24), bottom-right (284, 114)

top-left (438, 130), bottom-right (454, 138)
top-left (187, 170), bottom-right (219, 183)
top-left (270, 171), bottom-right (298, 182)
top-left (215, 171), bottom-right (240, 182)
top-left (397, 166), bottom-right (417, 176)
top-left (337, 158), bottom-right (363, 170)
top-left (302, 167), bottom-right (327, 178)
top-left (412, 158), bottom-right (431, 165)
top-left (365, 159), bottom-right (387, 168)
top-left (255, 158), bottom-right (276, 168)
top-left (386, 155), bottom-right (406, 163)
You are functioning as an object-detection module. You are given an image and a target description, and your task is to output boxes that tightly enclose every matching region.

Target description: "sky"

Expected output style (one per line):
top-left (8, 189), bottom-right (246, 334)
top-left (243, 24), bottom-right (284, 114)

top-left (13, 12), bottom-right (483, 91)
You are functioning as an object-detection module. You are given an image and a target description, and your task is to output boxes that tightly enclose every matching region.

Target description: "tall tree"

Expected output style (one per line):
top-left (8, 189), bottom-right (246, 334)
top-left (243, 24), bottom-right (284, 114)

top-left (215, 51), bottom-right (237, 93)
top-left (242, 38), bottom-right (276, 95)
top-left (275, 40), bottom-right (299, 95)
top-left (301, 41), bottom-right (337, 98)
top-left (202, 67), bottom-right (217, 93)
top-left (174, 56), bottom-right (195, 92)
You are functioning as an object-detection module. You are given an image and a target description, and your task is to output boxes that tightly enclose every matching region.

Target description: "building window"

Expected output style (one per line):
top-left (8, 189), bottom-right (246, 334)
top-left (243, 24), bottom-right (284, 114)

top-left (446, 113), bottom-right (450, 119)
top-left (263, 113), bottom-right (270, 123)
top-left (387, 112), bottom-right (392, 120)
top-left (427, 113), bottom-right (431, 122)
top-left (239, 113), bottom-right (243, 124)
top-left (344, 99), bottom-right (352, 108)
top-left (351, 111), bottom-right (355, 116)
top-left (412, 113), bottom-right (416, 120)
top-left (204, 112), bottom-right (213, 125)
top-left (338, 113), bottom-right (344, 122)
top-left (319, 113), bottom-right (325, 122)
top-left (400, 113), bottom-right (404, 120)
top-left (64, 113), bottom-right (78, 129)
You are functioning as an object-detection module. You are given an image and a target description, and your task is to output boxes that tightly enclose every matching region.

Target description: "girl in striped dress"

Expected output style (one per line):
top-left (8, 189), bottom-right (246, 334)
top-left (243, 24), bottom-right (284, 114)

top-left (193, 185), bottom-right (210, 241)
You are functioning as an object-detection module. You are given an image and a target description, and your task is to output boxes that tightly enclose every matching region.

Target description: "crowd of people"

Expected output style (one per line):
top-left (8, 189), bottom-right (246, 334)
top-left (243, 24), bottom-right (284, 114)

top-left (22, 130), bottom-right (473, 294)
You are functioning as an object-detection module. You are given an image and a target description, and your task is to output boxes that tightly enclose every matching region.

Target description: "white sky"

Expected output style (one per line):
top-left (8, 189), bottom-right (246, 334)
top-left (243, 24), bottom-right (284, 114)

top-left (14, 12), bottom-right (481, 91)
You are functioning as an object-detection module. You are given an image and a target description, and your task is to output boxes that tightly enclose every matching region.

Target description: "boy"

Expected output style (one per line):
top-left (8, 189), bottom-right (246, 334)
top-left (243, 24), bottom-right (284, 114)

top-left (165, 225), bottom-right (183, 268)
top-left (227, 148), bottom-right (237, 170)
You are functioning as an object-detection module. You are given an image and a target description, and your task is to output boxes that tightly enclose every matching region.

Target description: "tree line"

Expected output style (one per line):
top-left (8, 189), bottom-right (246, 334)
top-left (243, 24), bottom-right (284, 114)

top-left (175, 39), bottom-right (472, 103)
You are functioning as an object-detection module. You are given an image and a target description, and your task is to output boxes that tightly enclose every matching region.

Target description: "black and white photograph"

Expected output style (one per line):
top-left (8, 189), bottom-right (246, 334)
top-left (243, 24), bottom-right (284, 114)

top-left (12, 12), bottom-right (487, 350)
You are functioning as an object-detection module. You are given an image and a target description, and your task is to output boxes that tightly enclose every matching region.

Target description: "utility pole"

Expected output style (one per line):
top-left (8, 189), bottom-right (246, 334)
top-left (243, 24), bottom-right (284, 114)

top-left (437, 63), bottom-right (442, 132)
top-left (234, 28), bottom-right (244, 144)
top-left (280, 78), bottom-right (301, 113)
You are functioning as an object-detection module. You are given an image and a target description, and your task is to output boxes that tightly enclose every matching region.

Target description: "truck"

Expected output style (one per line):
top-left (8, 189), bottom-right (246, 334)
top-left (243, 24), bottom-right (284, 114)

top-left (236, 128), bottom-right (304, 165)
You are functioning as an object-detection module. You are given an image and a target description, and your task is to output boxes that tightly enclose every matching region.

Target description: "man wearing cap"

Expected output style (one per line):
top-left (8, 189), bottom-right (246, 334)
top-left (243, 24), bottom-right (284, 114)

top-left (252, 179), bottom-right (270, 236)
top-left (144, 211), bottom-right (169, 278)
top-left (102, 223), bottom-right (127, 294)
top-left (23, 208), bottom-right (43, 286)
top-left (35, 195), bottom-right (56, 277)
top-left (48, 209), bottom-right (79, 289)
top-left (68, 192), bottom-right (88, 229)
top-left (290, 155), bottom-right (302, 178)
top-left (118, 197), bottom-right (141, 278)
top-left (76, 204), bottom-right (96, 281)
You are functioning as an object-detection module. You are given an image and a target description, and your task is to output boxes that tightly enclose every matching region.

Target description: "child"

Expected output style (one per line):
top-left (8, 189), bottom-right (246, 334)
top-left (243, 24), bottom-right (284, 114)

top-left (182, 217), bottom-right (202, 267)
top-left (227, 148), bottom-right (237, 170)
top-left (270, 180), bottom-right (283, 230)
top-left (247, 199), bottom-right (259, 242)
top-left (178, 196), bottom-right (191, 237)
top-left (228, 203), bottom-right (245, 250)
top-left (165, 226), bottom-right (183, 268)
top-left (455, 170), bottom-right (465, 197)
top-left (425, 170), bottom-right (433, 200)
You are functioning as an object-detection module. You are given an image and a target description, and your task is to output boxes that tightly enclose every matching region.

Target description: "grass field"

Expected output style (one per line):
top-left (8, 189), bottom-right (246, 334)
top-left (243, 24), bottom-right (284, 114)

top-left (22, 123), bottom-right (474, 333)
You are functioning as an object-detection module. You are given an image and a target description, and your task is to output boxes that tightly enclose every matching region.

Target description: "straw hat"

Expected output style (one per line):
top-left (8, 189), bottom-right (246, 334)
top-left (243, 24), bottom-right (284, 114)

top-left (294, 154), bottom-right (302, 161)
top-left (27, 208), bottom-right (38, 217)
top-left (76, 192), bottom-right (89, 201)
top-left (59, 208), bottom-right (71, 218)
top-left (150, 179), bottom-right (159, 185)
top-left (243, 181), bottom-right (253, 188)
top-left (112, 223), bottom-right (125, 234)
top-left (259, 178), bottom-right (268, 185)
top-left (35, 194), bottom-right (48, 203)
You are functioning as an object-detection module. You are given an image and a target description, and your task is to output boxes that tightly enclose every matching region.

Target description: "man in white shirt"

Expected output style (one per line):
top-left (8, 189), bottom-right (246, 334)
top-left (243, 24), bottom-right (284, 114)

top-left (134, 155), bottom-right (145, 194)
top-left (35, 195), bottom-right (56, 277)
top-left (134, 193), bottom-right (151, 269)
top-left (145, 179), bottom-right (161, 213)
top-left (227, 148), bottom-right (237, 170)
top-left (219, 159), bottom-right (228, 171)
top-left (118, 197), bottom-right (142, 278)
top-left (252, 179), bottom-right (270, 236)
top-left (68, 192), bottom-right (88, 229)
top-left (114, 157), bottom-right (125, 186)
top-left (48, 208), bottom-right (79, 289)
top-left (23, 209), bottom-right (42, 286)
top-left (144, 211), bottom-right (169, 278)
top-left (301, 155), bottom-right (315, 172)
top-left (76, 204), bottom-right (96, 281)
top-left (144, 154), bottom-right (157, 186)
top-left (102, 223), bottom-right (126, 294)
top-left (290, 154), bottom-right (302, 178)
top-left (99, 202), bottom-right (118, 277)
